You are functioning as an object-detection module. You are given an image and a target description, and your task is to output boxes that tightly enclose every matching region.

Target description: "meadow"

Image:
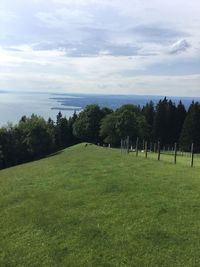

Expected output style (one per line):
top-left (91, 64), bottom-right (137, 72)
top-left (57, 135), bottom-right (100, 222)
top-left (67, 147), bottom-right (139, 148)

top-left (0, 144), bottom-right (200, 266)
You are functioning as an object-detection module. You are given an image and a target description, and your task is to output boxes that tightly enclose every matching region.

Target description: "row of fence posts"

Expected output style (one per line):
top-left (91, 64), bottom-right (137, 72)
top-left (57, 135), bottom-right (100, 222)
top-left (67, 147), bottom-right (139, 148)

top-left (121, 137), bottom-right (195, 167)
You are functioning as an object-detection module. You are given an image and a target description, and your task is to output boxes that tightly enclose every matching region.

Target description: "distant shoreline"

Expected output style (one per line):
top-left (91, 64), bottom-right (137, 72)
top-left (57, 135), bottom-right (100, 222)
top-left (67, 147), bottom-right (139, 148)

top-left (51, 107), bottom-right (82, 111)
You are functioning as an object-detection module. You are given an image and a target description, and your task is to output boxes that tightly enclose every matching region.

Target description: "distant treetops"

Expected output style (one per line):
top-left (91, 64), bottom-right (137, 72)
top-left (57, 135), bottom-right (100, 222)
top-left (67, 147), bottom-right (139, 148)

top-left (0, 98), bottom-right (199, 169)
top-left (73, 98), bottom-right (199, 151)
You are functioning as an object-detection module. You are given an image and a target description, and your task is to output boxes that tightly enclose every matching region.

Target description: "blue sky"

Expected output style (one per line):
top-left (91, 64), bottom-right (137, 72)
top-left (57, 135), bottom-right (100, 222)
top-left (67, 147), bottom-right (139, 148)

top-left (0, 0), bottom-right (200, 96)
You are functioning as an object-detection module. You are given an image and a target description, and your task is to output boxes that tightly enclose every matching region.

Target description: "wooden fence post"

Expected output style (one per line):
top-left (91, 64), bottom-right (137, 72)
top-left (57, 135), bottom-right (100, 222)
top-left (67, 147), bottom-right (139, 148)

top-left (145, 141), bottom-right (148, 158)
top-left (174, 142), bottom-right (177, 164)
top-left (158, 141), bottom-right (160, 161)
top-left (127, 136), bottom-right (129, 154)
top-left (191, 143), bottom-right (194, 167)
top-left (136, 138), bottom-right (139, 157)
top-left (154, 143), bottom-right (156, 153)
top-left (150, 142), bottom-right (152, 152)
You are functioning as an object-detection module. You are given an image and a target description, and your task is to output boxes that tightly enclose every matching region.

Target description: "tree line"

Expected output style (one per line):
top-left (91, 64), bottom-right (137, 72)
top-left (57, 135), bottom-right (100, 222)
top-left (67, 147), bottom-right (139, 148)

top-left (0, 112), bottom-right (78, 169)
top-left (0, 97), bottom-right (200, 169)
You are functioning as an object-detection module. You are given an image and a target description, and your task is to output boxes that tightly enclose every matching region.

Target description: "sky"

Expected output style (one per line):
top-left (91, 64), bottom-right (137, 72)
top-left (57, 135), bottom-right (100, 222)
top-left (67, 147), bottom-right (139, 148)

top-left (0, 0), bottom-right (200, 96)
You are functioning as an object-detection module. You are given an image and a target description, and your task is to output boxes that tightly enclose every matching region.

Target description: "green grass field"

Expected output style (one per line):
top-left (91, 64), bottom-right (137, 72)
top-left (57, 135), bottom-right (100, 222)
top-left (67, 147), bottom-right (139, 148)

top-left (1, 144), bottom-right (200, 267)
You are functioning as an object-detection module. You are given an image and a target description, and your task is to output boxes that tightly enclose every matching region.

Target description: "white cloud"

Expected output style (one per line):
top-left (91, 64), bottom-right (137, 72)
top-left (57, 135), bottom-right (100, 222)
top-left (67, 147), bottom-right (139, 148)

top-left (0, 0), bottom-right (199, 96)
top-left (169, 39), bottom-right (191, 54)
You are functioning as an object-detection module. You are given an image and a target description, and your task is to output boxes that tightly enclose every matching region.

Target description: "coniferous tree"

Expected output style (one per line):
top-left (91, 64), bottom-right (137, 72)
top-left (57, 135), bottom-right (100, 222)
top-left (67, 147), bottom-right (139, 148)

top-left (180, 102), bottom-right (200, 152)
top-left (142, 101), bottom-right (155, 140)
top-left (153, 98), bottom-right (168, 144)
top-left (175, 101), bottom-right (187, 141)
top-left (153, 98), bottom-right (178, 145)
top-left (68, 113), bottom-right (78, 145)
top-left (0, 145), bottom-right (3, 169)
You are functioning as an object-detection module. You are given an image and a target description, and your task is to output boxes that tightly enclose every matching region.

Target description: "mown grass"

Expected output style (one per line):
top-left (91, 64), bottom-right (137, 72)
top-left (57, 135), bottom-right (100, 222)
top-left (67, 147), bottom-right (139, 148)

top-left (0, 143), bottom-right (200, 266)
top-left (134, 150), bottom-right (200, 168)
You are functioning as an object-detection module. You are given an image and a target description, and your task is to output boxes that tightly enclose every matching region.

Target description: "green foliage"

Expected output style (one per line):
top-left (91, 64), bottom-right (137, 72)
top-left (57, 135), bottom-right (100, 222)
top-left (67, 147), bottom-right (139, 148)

top-left (17, 115), bottom-right (54, 159)
top-left (0, 124), bottom-right (17, 167)
top-left (73, 104), bottom-right (108, 143)
top-left (0, 112), bottom-right (78, 169)
top-left (153, 98), bottom-right (179, 145)
top-left (142, 100), bottom-right (155, 139)
top-left (115, 105), bottom-right (140, 139)
top-left (100, 104), bottom-right (149, 145)
top-left (176, 101), bottom-right (187, 139)
top-left (180, 102), bottom-right (200, 151)
top-left (55, 112), bottom-right (69, 149)
top-left (100, 113), bottom-right (119, 145)
top-left (0, 144), bottom-right (200, 266)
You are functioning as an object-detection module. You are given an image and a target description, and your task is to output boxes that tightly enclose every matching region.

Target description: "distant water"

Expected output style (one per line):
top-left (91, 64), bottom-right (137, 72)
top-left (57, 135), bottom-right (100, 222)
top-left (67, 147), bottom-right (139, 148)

top-left (0, 91), bottom-right (200, 126)
top-left (0, 91), bottom-right (81, 126)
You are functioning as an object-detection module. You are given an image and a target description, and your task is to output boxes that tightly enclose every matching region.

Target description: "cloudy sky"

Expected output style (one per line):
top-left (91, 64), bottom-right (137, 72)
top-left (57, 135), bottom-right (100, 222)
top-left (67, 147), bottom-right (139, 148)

top-left (0, 0), bottom-right (200, 96)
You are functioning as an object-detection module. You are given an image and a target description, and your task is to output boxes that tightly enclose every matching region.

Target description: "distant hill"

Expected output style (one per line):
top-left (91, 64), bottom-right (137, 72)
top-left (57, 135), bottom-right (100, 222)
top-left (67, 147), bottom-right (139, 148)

top-left (51, 93), bottom-right (200, 110)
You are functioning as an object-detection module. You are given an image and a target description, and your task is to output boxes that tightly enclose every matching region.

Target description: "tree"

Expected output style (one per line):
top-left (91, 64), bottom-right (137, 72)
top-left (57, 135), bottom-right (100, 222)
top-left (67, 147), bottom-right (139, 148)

top-left (0, 145), bottom-right (3, 169)
top-left (115, 105), bottom-right (140, 140)
top-left (153, 98), bottom-right (178, 145)
top-left (0, 124), bottom-right (18, 168)
top-left (68, 112), bottom-right (78, 145)
top-left (55, 112), bottom-right (72, 149)
top-left (142, 101), bottom-right (155, 139)
top-left (180, 102), bottom-right (200, 152)
top-left (100, 113), bottom-right (119, 145)
top-left (73, 105), bottom-right (105, 143)
top-left (100, 104), bottom-right (148, 146)
top-left (175, 101), bottom-right (186, 141)
top-left (19, 114), bottom-right (54, 159)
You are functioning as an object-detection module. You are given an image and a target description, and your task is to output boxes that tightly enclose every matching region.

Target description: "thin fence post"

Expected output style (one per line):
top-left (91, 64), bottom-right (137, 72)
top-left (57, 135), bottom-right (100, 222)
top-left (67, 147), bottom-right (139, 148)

top-left (150, 142), bottom-right (152, 152)
top-left (136, 138), bottom-right (139, 157)
top-left (174, 142), bottom-right (177, 164)
top-left (145, 141), bottom-right (148, 158)
top-left (158, 141), bottom-right (161, 161)
top-left (191, 143), bottom-right (194, 167)
top-left (154, 143), bottom-right (156, 153)
top-left (127, 136), bottom-right (129, 154)
top-left (143, 140), bottom-right (145, 150)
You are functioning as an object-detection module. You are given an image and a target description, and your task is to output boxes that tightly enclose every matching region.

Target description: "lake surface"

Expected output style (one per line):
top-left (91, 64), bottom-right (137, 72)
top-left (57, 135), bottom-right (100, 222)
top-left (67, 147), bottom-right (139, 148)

top-left (0, 91), bottom-right (200, 126)
top-left (0, 92), bottom-right (82, 126)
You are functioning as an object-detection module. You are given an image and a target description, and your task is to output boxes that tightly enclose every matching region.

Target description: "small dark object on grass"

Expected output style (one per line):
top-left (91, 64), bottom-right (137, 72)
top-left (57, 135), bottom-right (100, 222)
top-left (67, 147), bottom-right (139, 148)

top-left (85, 143), bottom-right (92, 147)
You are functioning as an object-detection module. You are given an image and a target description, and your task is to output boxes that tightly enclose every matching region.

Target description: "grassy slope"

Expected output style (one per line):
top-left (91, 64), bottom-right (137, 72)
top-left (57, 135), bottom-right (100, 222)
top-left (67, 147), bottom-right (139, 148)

top-left (0, 144), bottom-right (200, 267)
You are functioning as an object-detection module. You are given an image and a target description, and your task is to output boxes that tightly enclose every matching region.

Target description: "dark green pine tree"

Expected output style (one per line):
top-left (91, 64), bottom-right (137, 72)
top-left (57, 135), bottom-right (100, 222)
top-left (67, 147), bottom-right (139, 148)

top-left (153, 98), bottom-right (178, 145)
top-left (68, 112), bottom-right (78, 145)
top-left (142, 101), bottom-right (155, 140)
top-left (55, 112), bottom-right (70, 149)
top-left (167, 100), bottom-right (178, 144)
top-left (180, 102), bottom-right (200, 152)
top-left (0, 144), bottom-right (3, 169)
top-left (153, 98), bottom-right (168, 144)
top-left (175, 101), bottom-right (187, 141)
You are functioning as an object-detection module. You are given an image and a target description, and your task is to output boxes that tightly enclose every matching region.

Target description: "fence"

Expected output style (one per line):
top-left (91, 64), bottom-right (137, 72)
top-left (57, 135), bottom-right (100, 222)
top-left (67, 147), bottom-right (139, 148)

top-left (120, 137), bottom-right (198, 168)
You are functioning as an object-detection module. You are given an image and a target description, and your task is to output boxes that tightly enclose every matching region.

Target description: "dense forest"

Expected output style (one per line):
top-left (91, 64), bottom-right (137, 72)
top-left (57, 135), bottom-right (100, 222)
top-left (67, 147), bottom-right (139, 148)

top-left (0, 97), bottom-right (200, 169)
